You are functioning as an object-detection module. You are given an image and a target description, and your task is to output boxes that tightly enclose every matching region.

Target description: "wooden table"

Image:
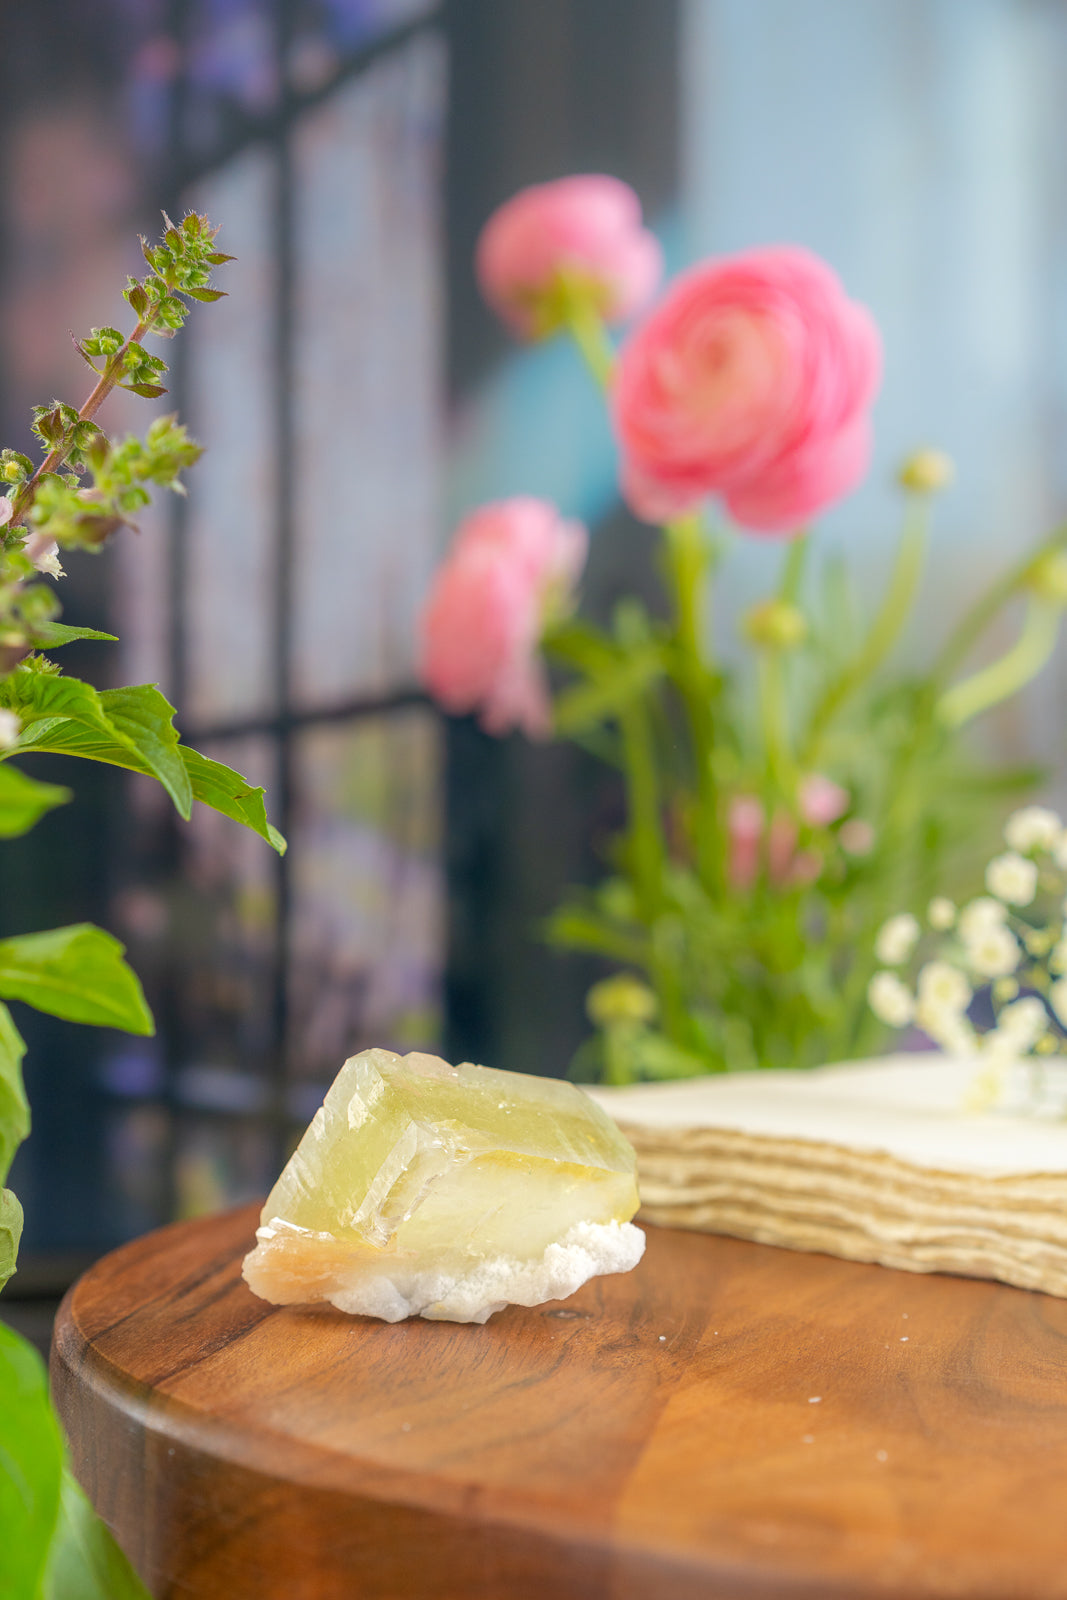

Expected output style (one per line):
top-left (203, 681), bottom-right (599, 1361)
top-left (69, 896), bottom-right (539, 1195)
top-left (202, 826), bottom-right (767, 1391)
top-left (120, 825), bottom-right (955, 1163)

top-left (51, 1202), bottom-right (1067, 1599)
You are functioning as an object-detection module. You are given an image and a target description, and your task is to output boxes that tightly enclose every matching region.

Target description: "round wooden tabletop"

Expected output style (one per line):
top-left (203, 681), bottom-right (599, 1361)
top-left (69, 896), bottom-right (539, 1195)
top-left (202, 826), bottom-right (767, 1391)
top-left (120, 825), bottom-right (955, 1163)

top-left (51, 1201), bottom-right (1067, 1600)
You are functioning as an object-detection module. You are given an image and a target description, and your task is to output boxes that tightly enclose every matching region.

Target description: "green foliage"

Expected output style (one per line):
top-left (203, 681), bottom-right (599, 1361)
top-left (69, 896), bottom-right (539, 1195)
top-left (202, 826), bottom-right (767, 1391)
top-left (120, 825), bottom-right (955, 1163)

top-left (0, 671), bottom-right (193, 817)
top-left (41, 1469), bottom-right (150, 1599)
top-left (0, 1326), bottom-right (149, 1599)
top-left (0, 1003), bottom-right (28, 1185)
top-left (0, 1322), bottom-right (65, 1597)
top-left (0, 1189), bottom-right (23, 1292)
top-left (0, 765), bottom-right (71, 838)
top-left (0, 206), bottom-right (279, 1592)
top-left (0, 925), bottom-right (153, 1034)
top-left (1, 676), bottom-right (287, 851)
top-left (180, 746), bottom-right (287, 854)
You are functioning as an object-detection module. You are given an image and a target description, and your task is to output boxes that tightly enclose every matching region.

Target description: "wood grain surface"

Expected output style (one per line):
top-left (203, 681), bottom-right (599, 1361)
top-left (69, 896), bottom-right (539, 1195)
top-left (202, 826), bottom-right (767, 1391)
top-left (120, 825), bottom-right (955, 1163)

top-left (51, 1202), bottom-right (1067, 1600)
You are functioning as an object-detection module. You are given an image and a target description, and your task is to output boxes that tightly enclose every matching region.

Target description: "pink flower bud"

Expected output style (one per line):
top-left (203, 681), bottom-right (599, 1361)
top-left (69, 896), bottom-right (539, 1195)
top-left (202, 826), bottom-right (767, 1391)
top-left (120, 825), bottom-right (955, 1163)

top-left (767, 811), bottom-right (799, 886)
top-left (419, 498), bottom-right (587, 739)
top-left (727, 795), bottom-right (764, 890)
top-left (613, 245), bottom-right (881, 534)
top-left (799, 773), bottom-right (849, 827)
top-left (476, 176), bottom-right (663, 339)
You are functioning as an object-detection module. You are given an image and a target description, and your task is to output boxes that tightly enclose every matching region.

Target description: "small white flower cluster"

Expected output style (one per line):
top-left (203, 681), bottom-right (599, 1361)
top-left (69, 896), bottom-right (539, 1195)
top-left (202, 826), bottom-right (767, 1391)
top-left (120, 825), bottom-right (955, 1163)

top-left (867, 805), bottom-right (1067, 1109)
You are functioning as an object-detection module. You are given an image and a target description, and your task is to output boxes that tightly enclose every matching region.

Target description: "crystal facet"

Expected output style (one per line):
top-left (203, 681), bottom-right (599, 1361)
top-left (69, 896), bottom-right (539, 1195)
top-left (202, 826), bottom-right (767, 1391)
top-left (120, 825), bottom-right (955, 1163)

top-left (242, 1048), bottom-right (644, 1323)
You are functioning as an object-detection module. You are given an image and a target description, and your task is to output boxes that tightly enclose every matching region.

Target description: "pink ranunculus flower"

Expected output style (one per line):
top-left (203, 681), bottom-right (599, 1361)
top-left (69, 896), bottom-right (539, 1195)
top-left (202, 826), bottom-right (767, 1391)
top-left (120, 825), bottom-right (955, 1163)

top-left (613, 245), bottom-right (881, 535)
top-left (419, 498), bottom-right (587, 739)
top-left (475, 176), bottom-right (663, 340)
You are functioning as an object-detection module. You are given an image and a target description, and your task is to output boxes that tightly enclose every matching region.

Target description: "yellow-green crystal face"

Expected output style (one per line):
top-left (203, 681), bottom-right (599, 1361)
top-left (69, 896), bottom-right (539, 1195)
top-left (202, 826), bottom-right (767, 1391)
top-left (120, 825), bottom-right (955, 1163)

top-left (242, 1048), bottom-right (643, 1323)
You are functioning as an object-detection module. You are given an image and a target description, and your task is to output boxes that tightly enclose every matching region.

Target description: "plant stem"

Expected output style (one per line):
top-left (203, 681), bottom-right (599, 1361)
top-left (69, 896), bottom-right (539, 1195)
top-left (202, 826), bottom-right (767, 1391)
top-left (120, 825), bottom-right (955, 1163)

top-left (562, 300), bottom-right (615, 391)
top-left (618, 697), bottom-right (663, 921)
top-left (780, 530), bottom-right (809, 603)
top-left (662, 512), bottom-right (722, 886)
top-left (932, 522), bottom-right (1067, 683)
top-left (802, 494), bottom-right (929, 767)
top-left (937, 598), bottom-right (1061, 728)
top-left (8, 318), bottom-right (154, 529)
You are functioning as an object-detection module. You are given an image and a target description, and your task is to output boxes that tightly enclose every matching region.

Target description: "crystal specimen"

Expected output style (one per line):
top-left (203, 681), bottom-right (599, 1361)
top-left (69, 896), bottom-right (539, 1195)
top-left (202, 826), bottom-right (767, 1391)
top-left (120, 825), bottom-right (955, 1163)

top-left (242, 1048), bottom-right (645, 1323)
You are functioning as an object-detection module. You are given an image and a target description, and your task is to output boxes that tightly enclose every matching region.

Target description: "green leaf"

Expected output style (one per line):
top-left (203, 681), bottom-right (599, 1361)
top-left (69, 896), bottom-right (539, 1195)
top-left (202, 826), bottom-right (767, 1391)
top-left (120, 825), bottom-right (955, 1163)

top-left (97, 685), bottom-right (192, 818)
top-left (180, 747), bottom-right (287, 854)
top-left (553, 648), bottom-right (664, 736)
top-left (0, 1188), bottom-right (23, 1291)
top-left (0, 925), bottom-right (154, 1035)
top-left (42, 1469), bottom-right (151, 1600)
top-left (3, 677), bottom-right (285, 850)
top-left (121, 382), bottom-right (168, 399)
top-left (0, 1004), bottom-right (28, 1186)
top-left (7, 676), bottom-right (193, 819)
top-left (0, 1322), bottom-right (64, 1599)
top-left (0, 765), bottom-right (71, 839)
top-left (182, 287), bottom-right (227, 303)
top-left (30, 622), bottom-right (118, 649)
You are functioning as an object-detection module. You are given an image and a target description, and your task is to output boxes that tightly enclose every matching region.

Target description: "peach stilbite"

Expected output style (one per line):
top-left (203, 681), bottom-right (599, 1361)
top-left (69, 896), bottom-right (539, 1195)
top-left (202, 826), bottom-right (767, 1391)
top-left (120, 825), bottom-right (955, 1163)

top-left (242, 1048), bottom-right (645, 1325)
top-left (475, 174), bottom-right (662, 338)
top-left (613, 245), bottom-right (881, 533)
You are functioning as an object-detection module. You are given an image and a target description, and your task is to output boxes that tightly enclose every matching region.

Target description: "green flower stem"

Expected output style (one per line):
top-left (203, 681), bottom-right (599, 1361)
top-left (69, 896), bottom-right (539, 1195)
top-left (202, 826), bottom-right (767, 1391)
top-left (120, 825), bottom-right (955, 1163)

top-left (937, 597), bottom-right (1061, 728)
top-left (758, 651), bottom-right (791, 792)
top-left (663, 512), bottom-right (721, 886)
top-left (780, 530), bottom-right (810, 603)
top-left (562, 299), bottom-right (615, 391)
top-left (932, 522), bottom-right (1067, 683)
top-left (9, 316), bottom-right (154, 529)
top-left (802, 494), bottom-right (930, 766)
top-left (617, 697), bottom-right (689, 1042)
top-left (618, 696), bottom-right (664, 920)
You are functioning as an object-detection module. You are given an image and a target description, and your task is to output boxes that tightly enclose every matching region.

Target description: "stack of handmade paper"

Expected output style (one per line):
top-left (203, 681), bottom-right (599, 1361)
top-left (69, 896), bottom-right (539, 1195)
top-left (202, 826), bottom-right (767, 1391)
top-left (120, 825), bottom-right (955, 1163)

top-left (589, 1054), bottom-right (1067, 1297)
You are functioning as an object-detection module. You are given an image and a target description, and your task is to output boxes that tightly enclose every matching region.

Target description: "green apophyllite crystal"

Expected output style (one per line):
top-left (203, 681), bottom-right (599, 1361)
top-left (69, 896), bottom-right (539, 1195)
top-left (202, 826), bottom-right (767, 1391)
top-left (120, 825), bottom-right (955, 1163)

top-left (242, 1048), bottom-right (644, 1323)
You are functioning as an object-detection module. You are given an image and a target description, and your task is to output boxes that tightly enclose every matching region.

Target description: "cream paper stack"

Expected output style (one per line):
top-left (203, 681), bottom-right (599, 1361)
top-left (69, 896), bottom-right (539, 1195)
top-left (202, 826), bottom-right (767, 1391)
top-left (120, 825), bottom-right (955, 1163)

top-left (587, 1054), bottom-right (1067, 1296)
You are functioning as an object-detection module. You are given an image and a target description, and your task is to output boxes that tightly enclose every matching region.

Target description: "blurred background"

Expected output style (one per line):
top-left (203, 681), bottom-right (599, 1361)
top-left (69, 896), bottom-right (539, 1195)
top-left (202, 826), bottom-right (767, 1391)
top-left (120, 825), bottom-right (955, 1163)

top-left (3, 0), bottom-right (1067, 1341)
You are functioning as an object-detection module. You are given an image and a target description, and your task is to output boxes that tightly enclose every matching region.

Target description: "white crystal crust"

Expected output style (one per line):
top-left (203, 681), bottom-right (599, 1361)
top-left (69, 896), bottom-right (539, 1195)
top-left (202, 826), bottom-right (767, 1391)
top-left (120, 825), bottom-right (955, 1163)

top-left (244, 1217), bottom-right (646, 1325)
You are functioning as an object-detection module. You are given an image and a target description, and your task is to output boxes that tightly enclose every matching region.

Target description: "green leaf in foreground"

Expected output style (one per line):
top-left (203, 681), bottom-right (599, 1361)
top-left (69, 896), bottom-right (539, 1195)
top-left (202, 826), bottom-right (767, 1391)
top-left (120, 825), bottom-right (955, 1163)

top-left (7, 685), bottom-right (286, 853)
top-left (0, 1188), bottom-right (23, 1292)
top-left (30, 622), bottom-right (118, 650)
top-left (0, 1322), bottom-right (64, 1600)
top-left (2, 672), bottom-right (192, 819)
top-left (180, 746), bottom-right (287, 853)
top-left (41, 1469), bottom-right (151, 1600)
top-left (0, 1003), bottom-right (28, 1185)
top-left (0, 925), bottom-right (154, 1035)
top-left (0, 764), bottom-right (71, 839)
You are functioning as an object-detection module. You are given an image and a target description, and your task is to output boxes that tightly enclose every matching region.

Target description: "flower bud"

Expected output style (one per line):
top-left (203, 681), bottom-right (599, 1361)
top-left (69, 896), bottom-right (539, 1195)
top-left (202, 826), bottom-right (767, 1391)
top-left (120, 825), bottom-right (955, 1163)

top-left (1025, 550), bottom-right (1067, 605)
top-left (741, 598), bottom-right (808, 651)
top-left (898, 448), bottom-right (955, 494)
top-left (586, 974), bottom-right (657, 1029)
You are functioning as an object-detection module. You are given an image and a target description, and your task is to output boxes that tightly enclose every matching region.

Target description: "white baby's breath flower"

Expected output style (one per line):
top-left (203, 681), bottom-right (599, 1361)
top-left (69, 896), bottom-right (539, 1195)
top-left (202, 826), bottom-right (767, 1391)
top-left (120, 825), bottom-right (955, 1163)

top-left (1049, 978), bottom-right (1067, 1028)
top-left (927, 896), bottom-right (956, 931)
top-left (963, 923), bottom-right (1020, 980)
top-left (1004, 805), bottom-right (1063, 854)
top-left (868, 971), bottom-right (914, 1029)
top-left (915, 961), bottom-right (972, 1049)
top-left (986, 852), bottom-right (1038, 907)
top-left (991, 996), bottom-right (1047, 1053)
top-left (875, 912), bottom-right (920, 966)
top-left (0, 710), bottom-right (21, 750)
top-left (1049, 938), bottom-right (1067, 977)
top-left (957, 897), bottom-right (1007, 943)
